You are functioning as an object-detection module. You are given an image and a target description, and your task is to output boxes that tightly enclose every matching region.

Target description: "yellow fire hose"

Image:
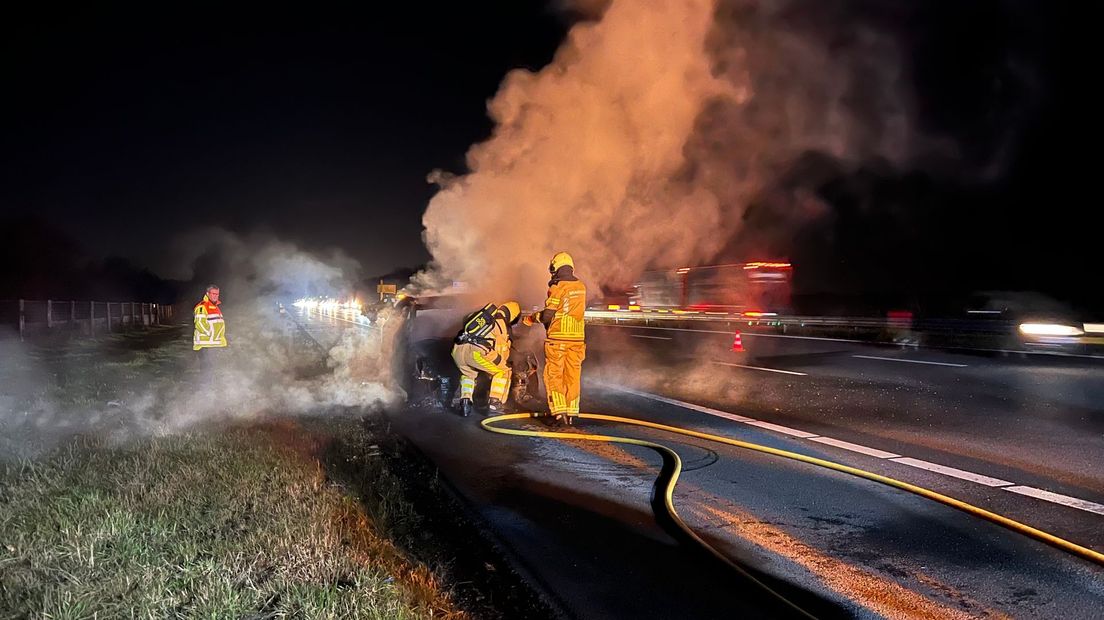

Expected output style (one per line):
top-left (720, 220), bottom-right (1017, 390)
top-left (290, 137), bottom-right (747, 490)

top-left (481, 412), bottom-right (1104, 618)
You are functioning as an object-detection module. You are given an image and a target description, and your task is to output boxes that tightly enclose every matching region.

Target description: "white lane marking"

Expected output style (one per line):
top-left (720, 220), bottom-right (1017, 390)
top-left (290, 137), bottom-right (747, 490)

top-left (631, 334), bottom-right (673, 340)
top-left (712, 361), bottom-right (807, 376)
top-left (852, 355), bottom-right (967, 368)
top-left (809, 436), bottom-right (900, 459)
top-left (890, 457), bottom-right (1012, 487)
top-left (742, 420), bottom-right (820, 438)
top-left (604, 384), bottom-right (814, 437)
top-left (607, 385), bottom-right (755, 423)
top-left (1004, 486), bottom-right (1104, 516)
top-left (595, 324), bottom-right (732, 335)
top-left (599, 384), bottom-right (1104, 516)
top-left (593, 323), bottom-right (866, 343)
top-left (743, 332), bottom-right (872, 344)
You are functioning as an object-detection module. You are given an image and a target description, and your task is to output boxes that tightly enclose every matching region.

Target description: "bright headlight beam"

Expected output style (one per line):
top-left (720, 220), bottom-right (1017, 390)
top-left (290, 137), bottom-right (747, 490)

top-left (1018, 323), bottom-right (1083, 337)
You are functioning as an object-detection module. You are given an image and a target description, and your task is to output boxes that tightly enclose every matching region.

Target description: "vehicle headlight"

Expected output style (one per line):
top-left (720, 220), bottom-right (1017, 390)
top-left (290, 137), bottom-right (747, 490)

top-left (1018, 323), bottom-right (1083, 337)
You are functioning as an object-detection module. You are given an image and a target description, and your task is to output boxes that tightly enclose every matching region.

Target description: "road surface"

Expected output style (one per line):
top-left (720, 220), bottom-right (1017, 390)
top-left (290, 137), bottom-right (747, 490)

top-left (297, 307), bottom-right (1104, 618)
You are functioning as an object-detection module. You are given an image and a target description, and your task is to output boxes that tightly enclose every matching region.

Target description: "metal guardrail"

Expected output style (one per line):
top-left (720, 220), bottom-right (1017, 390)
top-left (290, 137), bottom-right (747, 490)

top-left (586, 309), bottom-right (954, 329)
top-left (0, 299), bottom-right (174, 340)
top-left (584, 308), bottom-right (1104, 358)
top-left (585, 308), bottom-right (1056, 333)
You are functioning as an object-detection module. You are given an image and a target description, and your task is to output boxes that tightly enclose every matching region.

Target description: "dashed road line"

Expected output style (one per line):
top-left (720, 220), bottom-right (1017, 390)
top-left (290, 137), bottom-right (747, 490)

top-left (631, 334), bottom-right (673, 340)
top-left (595, 324), bottom-right (732, 335)
top-left (742, 420), bottom-right (819, 438)
top-left (599, 383), bottom-right (1104, 516)
top-left (712, 361), bottom-right (807, 376)
top-left (607, 385), bottom-right (754, 423)
top-left (741, 331), bottom-right (871, 344)
top-left (1005, 486), bottom-right (1104, 516)
top-left (852, 355), bottom-right (967, 368)
top-left (889, 457), bottom-right (1012, 487)
top-left (593, 322), bottom-right (866, 343)
top-left (809, 436), bottom-right (900, 459)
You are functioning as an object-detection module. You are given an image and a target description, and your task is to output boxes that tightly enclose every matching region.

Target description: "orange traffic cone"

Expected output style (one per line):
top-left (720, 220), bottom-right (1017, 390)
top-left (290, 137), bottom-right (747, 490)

top-left (731, 330), bottom-right (744, 352)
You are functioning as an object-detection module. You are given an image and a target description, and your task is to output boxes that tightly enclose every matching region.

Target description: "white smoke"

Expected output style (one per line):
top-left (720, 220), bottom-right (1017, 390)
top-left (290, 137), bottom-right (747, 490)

top-left (420, 0), bottom-right (927, 304)
top-left (163, 230), bottom-right (405, 424)
top-left (0, 231), bottom-right (402, 459)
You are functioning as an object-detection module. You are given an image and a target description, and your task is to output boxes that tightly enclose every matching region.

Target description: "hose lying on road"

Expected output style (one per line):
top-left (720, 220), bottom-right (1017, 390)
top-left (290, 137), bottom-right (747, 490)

top-left (482, 412), bottom-right (1104, 611)
top-left (482, 411), bottom-right (818, 619)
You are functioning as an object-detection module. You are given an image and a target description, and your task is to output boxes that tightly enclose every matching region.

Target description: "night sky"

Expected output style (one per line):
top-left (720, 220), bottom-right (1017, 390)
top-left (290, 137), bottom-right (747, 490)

top-left (3, 3), bottom-right (570, 279)
top-left (1, 2), bottom-right (1095, 311)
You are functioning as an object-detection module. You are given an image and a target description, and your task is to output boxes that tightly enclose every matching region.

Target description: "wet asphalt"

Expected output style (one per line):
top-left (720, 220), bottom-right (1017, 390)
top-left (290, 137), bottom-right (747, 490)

top-left (300, 309), bottom-right (1104, 618)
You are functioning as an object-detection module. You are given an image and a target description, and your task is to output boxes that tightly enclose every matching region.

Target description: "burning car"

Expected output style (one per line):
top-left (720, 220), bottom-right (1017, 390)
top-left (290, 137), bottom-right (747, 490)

top-left (393, 295), bottom-right (542, 414)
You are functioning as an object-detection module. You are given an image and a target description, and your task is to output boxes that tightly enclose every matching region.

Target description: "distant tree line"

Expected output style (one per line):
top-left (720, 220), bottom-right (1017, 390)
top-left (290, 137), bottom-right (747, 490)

top-left (0, 216), bottom-right (183, 303)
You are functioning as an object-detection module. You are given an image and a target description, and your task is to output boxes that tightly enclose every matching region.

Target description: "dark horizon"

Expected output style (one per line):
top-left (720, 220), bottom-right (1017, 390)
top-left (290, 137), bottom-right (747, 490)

top-left (2, 2), bottom-right (1096, 313)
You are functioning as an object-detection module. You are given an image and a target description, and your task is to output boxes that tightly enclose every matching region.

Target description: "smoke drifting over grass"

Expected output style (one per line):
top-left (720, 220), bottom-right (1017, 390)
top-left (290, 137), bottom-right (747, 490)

top-left (159, 230), bottom-right (403, 423)
top-left (172, 229), bottom-right (402, 415)
top-left (0, 231), bottom-right (400, 459)
top-left (420, 0), bottom-right (958, 303)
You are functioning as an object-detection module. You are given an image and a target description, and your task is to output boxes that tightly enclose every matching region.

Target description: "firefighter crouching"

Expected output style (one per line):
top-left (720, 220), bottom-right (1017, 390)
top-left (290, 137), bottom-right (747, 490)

top-left (523, 252), bottom-right (586, 423)
top-left (451, 301), bottom-right (521, 417)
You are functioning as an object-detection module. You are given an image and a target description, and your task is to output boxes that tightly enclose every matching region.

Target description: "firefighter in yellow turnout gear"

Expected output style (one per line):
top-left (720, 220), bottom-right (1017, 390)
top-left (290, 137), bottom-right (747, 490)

top-left (193, 285), bottom-right (227, 351)
top-left (192, 285), bottom-right (227, 386)
top-left (523, 252), bottom-right (586, 422)
top-left (451, 302), bottom-right (521, 417)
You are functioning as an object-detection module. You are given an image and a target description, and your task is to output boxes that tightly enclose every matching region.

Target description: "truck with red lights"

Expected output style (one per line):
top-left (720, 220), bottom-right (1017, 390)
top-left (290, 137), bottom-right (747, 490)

top-left (623, 262), bottom-right (793, 315)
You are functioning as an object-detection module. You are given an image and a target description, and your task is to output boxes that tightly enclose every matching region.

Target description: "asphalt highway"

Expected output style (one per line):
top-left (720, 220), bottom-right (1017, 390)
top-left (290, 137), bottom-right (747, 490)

top-left (297, 307), bottom-right (1104, 618)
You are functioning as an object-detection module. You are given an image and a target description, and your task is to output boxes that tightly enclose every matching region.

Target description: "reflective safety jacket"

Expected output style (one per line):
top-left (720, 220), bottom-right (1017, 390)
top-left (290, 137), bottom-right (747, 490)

top-left (193, 294), bottom-right (227, 350)
top-left (488, 314), bottom-right (512, 362)
top-left (457, 312), bottom-right (511, 363)
top-left (542, 279), bottom-right (586, 341)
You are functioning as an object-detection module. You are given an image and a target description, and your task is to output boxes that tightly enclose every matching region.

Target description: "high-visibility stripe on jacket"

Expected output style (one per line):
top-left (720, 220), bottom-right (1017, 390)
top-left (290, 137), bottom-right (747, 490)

top-left (462, 313), bottom-right (511, 360)
top-left (193, 294), bottom-right (227, 350)
top-left (542, 279), bottom-right (586, 341)
top-left (452, 310), bottom-right (512, 402)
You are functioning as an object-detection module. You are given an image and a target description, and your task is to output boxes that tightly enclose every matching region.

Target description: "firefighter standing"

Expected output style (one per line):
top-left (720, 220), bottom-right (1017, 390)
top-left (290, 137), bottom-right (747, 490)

top-left (193, 285), bottom-right (227, 382)
top-left (523, 252), bottom-right (586, 422)
top-left (451, 301), bottom-right (521, 417)
top-left (194, 285), bottom-right (227, 351)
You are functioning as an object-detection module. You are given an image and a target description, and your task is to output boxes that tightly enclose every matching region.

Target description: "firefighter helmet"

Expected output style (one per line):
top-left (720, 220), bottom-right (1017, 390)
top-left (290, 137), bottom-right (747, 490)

top-left (549, 251), bottom-right (574, 273)
top-left (499, 301), bottom-right (521, 324)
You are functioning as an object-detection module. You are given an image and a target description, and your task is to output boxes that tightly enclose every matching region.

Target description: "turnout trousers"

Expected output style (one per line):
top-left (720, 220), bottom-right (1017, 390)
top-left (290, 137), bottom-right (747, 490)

top-left (543, 340), bottom-right (585, 415)
top-left (451, 342), bottom-right (511, 402)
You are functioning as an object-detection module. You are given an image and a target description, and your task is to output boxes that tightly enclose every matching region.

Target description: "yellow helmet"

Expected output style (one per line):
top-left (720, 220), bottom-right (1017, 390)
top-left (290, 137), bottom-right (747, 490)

top-left (549, 251), bottom-right (574, 273)
top-left (498, 301), bottom-right (521, 323)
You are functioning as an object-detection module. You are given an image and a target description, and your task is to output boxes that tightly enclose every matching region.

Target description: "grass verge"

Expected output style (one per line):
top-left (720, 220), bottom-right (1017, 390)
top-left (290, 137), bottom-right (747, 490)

top-left (0, 325), bottom-right (467, 619)
top-left (0, 427), bottom-right (465, 619)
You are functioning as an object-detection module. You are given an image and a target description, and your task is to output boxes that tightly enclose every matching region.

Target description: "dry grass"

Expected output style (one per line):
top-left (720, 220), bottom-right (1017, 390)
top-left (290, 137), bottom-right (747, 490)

top-left (0, 326), bottom-right (467, 619)
top-left (0, 429), bottom-right (465, 619)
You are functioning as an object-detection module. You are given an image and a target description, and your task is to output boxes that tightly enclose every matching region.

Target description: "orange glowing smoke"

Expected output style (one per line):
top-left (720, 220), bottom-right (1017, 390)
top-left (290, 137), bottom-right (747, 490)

top-left (419, 0), bottom-right (916, 304)
top-left (421, 0), bottom-right (729, 302)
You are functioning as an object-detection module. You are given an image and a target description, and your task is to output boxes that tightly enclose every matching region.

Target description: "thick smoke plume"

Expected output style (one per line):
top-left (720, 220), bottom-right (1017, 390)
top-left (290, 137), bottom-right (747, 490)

top-left (421, 0), bottom-right (924, 303)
